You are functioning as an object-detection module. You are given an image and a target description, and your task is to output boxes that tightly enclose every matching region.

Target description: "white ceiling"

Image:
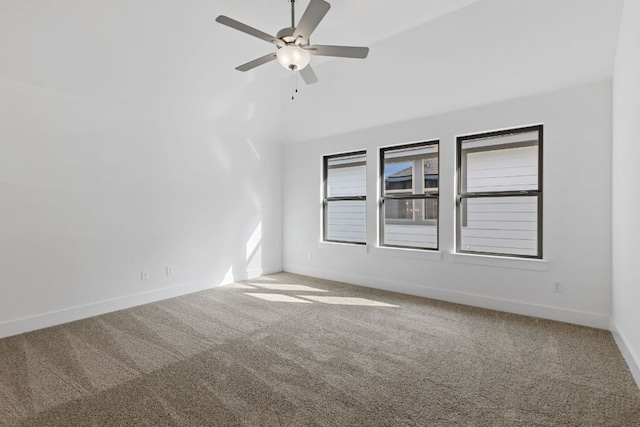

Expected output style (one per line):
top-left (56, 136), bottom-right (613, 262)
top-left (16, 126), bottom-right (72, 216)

top-left (0, 0), bottom-right (625, 136)
top-left (281, 0), bottom-right (625, 142)
top-left (0, 0), bottom-right (478, 107)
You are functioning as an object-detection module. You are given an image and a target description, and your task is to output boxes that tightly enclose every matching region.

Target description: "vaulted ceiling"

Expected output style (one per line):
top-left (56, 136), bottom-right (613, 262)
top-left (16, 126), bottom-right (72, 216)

top-left (0, 0), bottom-right (624, 142)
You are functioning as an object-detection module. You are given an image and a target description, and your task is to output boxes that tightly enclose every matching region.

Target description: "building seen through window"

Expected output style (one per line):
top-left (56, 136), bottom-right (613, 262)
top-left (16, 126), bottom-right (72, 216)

top-left (381, 141), bottom-right (439, 250)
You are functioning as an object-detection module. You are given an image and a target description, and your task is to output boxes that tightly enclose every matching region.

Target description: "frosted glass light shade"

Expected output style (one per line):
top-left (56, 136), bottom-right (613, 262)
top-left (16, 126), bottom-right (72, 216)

top-left (276, 45), bottom-right (310, 70)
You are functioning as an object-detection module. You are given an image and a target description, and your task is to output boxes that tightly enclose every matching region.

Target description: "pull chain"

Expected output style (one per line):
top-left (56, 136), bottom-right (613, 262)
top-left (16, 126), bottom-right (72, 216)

top-left (291, 69), bottom-right (299, 100)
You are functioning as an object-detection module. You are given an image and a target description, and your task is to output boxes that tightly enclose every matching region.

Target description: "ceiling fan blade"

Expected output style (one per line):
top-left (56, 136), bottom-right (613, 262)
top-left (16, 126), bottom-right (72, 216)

top-left (216, 15), bottom-right (284, 47)
top-left (235, 53), bottom-right (277, 72)
top-left (307, 45), bottom-right (369, 59)
top-left (293, 0), bottom-right (331, 44)
top-left (299, 65), bottom-right (319, 85)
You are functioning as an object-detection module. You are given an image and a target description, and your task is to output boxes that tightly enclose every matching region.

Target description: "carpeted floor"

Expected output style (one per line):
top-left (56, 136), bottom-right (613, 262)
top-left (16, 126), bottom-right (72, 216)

top-left (1, 272), bottom-right (639, 426)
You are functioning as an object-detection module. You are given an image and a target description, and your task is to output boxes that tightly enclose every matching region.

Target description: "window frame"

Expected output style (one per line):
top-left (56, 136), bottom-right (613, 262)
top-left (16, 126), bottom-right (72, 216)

top-left (380, 140), bottom-right (440, 250)
top-left (456, 124), bottom-right (543, 259)
top-left (322, 150), bottom-right (367, 245)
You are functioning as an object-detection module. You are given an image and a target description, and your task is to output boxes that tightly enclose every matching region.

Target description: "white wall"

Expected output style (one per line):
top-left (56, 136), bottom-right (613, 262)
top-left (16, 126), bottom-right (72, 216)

top-left (612, 0), bottom-right (640, 386)
top-left (0, 76), bottom-right (283, 338)
top-left (283, 80), bottom-right (612, 329)
top-left (281, 0), bottom-right (622, 145)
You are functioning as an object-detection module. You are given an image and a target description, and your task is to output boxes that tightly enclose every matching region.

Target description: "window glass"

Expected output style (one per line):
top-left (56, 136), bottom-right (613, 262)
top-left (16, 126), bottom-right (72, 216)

top-left (459, 196), bottom-right (538, 257)
top-left (384, 162), bottom-right (413, 192)
top-left (327, 154), bottom-right (366, 198)
top-left (323, 152), bottom-right (367, 244)
top-left (385, 199), bottom-right (416, 220)
top-left (380, 142), bottom-right (439, 250)
top-left (423, 159), bottom-right (439, 192)
top-left (325, 200), bottom-right (367, 244)
top-left (457, 126), bottom-right (542, 258)
top-left (423, 198), bottom-right (438, 221)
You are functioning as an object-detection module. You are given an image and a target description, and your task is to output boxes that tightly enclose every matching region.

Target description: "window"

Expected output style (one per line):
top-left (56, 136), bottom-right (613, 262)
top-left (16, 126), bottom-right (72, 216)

top-left (323, 151), bottom-right (367, 244)
top-left (456, 125), bottom-right (543, 258)
top-left (380, 141), bottom-right (439, 249)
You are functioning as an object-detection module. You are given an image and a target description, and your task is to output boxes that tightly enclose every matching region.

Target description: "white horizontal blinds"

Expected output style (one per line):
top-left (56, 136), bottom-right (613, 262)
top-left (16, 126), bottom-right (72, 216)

top-left (327, 154), bottom-right (366, 198)
top-left (461, 197), bottom-right (538, 256)
top-left (465, 146), bottom-right (538, 192)
top-left (324, 152), bottom-right (366, 244)
top-left (326, 200), bottom-right (366, 243)
top-left (384, 224), bottom-right (438, 248)
top-left (381, 141), bottom-right (439, 250)
top-left (459, 127), bottom-right (541, 257)
top-left (384, 145), bottom-right (438, 160)
top-left (461, 131), bottom-right (538, 149)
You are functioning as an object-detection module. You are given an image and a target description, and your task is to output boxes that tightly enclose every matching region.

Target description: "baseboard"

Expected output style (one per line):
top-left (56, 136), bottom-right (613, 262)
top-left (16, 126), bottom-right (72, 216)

top-left (232, 266), bottom-right (282, 282)
top-left (610, 320), bottom-right (640, 390)
top-left (0, 265), bottom-right (281, 340)
top-left (284, 263), bottom-right (610, 329)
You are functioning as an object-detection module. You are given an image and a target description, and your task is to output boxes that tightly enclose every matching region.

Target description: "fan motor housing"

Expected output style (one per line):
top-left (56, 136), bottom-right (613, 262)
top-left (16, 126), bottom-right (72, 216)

top-left (276, 27), bottom-right (296, 44)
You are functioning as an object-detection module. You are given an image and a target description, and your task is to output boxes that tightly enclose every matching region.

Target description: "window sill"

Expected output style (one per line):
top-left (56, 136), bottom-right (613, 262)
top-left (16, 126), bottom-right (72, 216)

top-left (373, 246), bottom-right (442, 261)
top-left (318, 241), bottom-right (368, 253)
top-left (451, 253), bottom-right (548, 271)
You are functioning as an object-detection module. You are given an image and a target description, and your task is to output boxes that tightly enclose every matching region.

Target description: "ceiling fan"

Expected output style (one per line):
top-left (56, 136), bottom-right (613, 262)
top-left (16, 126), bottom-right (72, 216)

top-left (215, 0), bottom-right (369, 85)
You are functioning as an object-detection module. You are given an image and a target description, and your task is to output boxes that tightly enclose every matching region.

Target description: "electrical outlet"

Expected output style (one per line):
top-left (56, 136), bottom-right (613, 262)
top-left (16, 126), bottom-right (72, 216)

top-left (141, 270), bottom-right (150, 281)
top-left (553, 280), bottom-right (563, 293)
top-left (166, 266), bottom-right (174, 276)
top-left (306, 251), bottom-right (312, 260)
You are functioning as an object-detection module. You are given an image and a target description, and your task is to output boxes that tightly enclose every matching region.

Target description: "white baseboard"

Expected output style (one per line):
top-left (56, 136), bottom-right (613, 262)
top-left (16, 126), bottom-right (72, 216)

top-left (610, 320), bottom-right (640, 390)
top-left (231, 266), bottom-right (281, 282)
top-left (284, 263), bottom-right (610, 329)
top-left (0, 265), bottom-right (281, 339)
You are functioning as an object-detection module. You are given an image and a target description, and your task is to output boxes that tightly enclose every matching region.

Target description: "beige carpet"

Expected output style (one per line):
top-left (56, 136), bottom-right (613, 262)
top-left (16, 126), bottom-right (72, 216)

top-left (1, 272), bottom-right (639, 426)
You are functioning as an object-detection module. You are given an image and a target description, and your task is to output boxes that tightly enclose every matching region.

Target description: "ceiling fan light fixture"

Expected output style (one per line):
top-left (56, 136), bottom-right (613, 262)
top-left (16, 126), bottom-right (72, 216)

top-left (276, 45), bottom-right (310, 71)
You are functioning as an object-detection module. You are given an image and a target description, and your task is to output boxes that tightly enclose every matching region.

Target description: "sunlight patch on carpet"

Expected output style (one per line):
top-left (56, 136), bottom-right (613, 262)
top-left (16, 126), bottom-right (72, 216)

top-left (226, 283), bottom-right (257, 289)
top-left (245, 293), bottom-right (313, 303)
top-left (250, 283), bottom-right (328, 292)
top-left (298, 296), bottom-right (399, 307)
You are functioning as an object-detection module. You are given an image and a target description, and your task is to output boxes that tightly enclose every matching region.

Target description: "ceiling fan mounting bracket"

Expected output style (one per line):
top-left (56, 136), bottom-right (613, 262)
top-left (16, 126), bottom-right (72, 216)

top-left (276, 27), bottom-right (308, 47)
top-left (276, 27), bottom-right (296, 44)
